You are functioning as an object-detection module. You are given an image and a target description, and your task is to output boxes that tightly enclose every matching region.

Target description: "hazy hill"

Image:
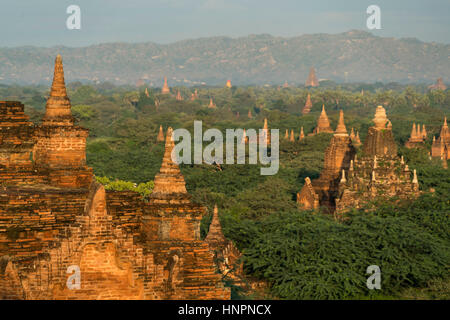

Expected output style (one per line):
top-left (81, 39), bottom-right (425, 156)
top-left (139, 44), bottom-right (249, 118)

top-left (0, 30), bottom-right (448, 86)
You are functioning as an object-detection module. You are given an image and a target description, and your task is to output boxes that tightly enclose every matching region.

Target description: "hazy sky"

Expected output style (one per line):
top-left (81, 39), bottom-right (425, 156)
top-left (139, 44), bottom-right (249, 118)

top-left (0, 0), bottom-right (449, 47)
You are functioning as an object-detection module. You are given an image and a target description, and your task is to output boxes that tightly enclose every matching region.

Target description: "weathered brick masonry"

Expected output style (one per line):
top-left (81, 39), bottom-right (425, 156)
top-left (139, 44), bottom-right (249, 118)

top-left (0, 55), bottom-right (231, 300)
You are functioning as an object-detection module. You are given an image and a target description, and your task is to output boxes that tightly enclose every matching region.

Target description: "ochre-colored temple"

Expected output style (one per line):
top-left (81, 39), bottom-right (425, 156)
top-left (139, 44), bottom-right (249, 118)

top-left (156, 125), bottom-right (165, 142)
top-left (428, 78), bottom-right (447, 91)
top-left (297, 106), bottom-right (420, 213)
top-left (312, 105), bottom-right (334, 134)
top-left (431, 117), bottom-right (450, 162)
top-left (208, 98), bottom-right (216, 109)
top-left (0, 56), bottom-right (231, 300)
top-left (161, 77), bottom-right (170, 94)
top-left (305, 67), bottom-right (319, 87)
top-left (302, 93), bottom-right (313, 115)
top-left (405, 123), bottom-right (427, 148)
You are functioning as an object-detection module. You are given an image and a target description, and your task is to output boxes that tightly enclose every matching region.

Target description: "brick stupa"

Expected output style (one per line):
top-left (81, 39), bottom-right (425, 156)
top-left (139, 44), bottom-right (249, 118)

top-left (405, 123), bottom-right (426, 148)
top-left (161, 77), bottom-right (170, 94)
top-left (302, 93), bottom-right (313, 115)
top-left (208, 98), bottom-right (216, 109)
top-left (176, 90), bottom-right (183, 101)
top-left (312, 105), bottom-right (334, 134)
top-left (260, 118), bottom-right (270, 145)
top-left (156, 125), bottom-right (165, 142)
top-left (431, 117), bottom-right (450, 162)
top-left (305, 67), bottom-right (319, 87)
top-left (34, 55), bottom-right (92, 188)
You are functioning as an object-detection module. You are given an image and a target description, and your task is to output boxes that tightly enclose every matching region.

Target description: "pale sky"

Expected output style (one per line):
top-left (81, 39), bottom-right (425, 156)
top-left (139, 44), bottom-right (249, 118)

top-left (0, 0), bottom-right (449, 47)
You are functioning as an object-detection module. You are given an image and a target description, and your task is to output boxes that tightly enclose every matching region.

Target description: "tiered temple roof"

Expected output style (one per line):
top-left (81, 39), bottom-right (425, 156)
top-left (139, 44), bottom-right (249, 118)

top-left (298, 106), bottom-right (420, 214)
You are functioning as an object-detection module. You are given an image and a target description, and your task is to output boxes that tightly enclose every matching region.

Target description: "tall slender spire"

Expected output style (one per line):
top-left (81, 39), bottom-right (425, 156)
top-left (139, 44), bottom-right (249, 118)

top-left (422, 124), bottom-right (427, 139)
top-left (290, 129), bottom-right (295, 142)
top-left (302, 93), bottom-right (313, 114)
top-left (205, 205), bottom-right (227, 244)
top-left (411, 123), bottom-right (417, 139)
top-left (299, 127), bottom-right (305, 141)
top-left (151, 127), bottom-right (188, 196)
top-left (305, 67), bottom-right (319, 87)
top-left (42, 54), bottom-right (74, 126)
top-left (208, 98), bottom-right (216, 109)
top-left (313, 104), bottom-right (333, 134)
top-left (157, 125), bottom-right (165, 142)
top-left (334, 110), bottom-right (348, 136)
top-left (161, 76), bottom-right (170, 94)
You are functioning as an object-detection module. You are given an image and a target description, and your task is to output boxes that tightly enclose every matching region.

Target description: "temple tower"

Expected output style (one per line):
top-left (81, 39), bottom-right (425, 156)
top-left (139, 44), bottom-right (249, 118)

top-left (302, 93), bottom-right (313, 114)
top-left (312, 105), bottom-right (334, 134)
top-left (431, 117), bottom-right (450, 159)
top-left (297, 110), bottom-right (355, 211)
top-left (157, 125), bottom-right (165, 142)
top-left (161, 77), bottom-right (170, 94)
top-left (305, 67), bottom-right (319, 87)
top-left (363, 106), bottom-right (397, 157)
top-left (33, 55), bottom-right (92, 188)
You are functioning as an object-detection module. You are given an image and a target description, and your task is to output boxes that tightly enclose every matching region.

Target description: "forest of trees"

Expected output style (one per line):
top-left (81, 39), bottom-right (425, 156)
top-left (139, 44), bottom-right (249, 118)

top-left (1, 81), bottom-right (449, 299)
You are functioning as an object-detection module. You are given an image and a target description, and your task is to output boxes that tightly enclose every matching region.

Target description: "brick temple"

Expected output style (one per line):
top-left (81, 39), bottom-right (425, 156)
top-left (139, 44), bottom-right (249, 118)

top-left (0, 56), bottom-right (236, 300)
top-left (311, 105), bottom-right (334, 135)
top-left (297, 106), bottom-right (420, 213)
top-left (305, 67), bottom-right (319, 87)
top-left (405, 123), bottom-right (427, 149)
top-left (302, 93), bottom-right (313, 115)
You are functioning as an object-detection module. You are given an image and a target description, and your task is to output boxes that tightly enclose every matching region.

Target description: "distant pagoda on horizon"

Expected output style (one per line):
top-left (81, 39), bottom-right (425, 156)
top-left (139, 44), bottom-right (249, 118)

top-left (161, 77), bottom-right (170, 94)
top-left (428, 78), bottom-right (447, 91)
top-left (305, 67), bottom-right (319, 87)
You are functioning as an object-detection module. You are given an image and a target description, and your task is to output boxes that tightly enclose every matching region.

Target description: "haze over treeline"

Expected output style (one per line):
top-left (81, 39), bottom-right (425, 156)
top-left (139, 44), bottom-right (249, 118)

top-left (0, 30), bottom-right (449, 86)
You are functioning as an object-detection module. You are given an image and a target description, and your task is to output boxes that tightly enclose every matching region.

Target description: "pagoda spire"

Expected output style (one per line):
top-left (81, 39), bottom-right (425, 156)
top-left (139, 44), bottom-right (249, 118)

top-left (290, 129), bottom-right (295, 142)
top-left (411, 123), bottom-right (417, 139)
top-left (305, 67), bottom-right (319, 87)
top-left (299, 127), bottom-right (305, 141)
top-left (157, 125), bottom-right (165, 142)
top-left (285, 129), bottom-right (289, 140)
top-left (176, 90), bottom-right (183, 101)
top-left (151, 127), bottom-right (188, 196)
top-left (208, 98), bottom-right (216, 109)
top-left (422, 125), bottom-right (427, 139)
top-left (302, 93), bottom-right (313, 114)
top-left (205, 205), bottom-right (227, 244)
top-left (161, 76), bottom-right (170, 94)
top-left (42, 54), bottom-right (74, 126)
top-left (334, 110), bottom-right (348, 136)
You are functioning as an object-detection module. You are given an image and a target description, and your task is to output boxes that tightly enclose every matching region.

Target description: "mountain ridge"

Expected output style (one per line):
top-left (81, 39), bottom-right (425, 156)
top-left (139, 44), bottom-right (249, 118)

top-left (0, 30), bottom-right (448, 85)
